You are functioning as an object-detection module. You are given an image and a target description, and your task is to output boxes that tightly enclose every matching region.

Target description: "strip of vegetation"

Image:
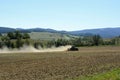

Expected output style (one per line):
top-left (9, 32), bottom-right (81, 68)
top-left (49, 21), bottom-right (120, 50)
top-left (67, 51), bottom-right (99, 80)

top-left (0, 31), bottom-right (120, 49)
top-left (70, 69), bottom-right (120, 80)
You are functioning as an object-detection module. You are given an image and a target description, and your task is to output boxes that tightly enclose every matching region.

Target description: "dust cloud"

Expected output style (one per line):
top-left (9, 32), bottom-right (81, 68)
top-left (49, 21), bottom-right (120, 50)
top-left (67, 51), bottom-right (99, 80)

top-left (0, 45), bottom-right (72, 53)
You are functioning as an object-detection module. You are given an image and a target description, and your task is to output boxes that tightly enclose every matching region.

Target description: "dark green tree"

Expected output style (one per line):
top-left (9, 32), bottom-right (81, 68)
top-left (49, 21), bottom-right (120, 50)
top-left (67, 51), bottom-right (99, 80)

top-left (16, 38), bottom-right (23, 48)
top-left (92, 35), bottom-right (102, 46)
top-left (23, 33), bottom-right (30, 39)
top-left (7, 32), bottom-right (15, 39)
top-left (34, 42), bottom-right (39, 49)
top-left (54, 39), bottom-right (70, 47)
top-left (15, 31), bottom-right (22, 39)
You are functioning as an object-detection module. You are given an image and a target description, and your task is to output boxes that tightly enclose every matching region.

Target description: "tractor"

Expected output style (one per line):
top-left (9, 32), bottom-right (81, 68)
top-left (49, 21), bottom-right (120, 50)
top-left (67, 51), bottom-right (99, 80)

top-left (67, 46), bottom-right (79, 51)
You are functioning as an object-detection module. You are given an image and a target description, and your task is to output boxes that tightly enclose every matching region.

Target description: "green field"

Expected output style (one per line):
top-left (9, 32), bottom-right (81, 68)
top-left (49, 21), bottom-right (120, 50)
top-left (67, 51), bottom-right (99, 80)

top-left (29, 32), bottom-right (77, 40)
top-left (0, 46), bottom-right (120, 80)
top-left (72, 69), bottom-right (120, 80)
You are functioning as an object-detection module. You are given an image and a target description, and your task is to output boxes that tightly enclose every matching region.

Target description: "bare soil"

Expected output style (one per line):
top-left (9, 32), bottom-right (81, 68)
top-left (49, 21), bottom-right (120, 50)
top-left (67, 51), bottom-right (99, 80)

top-left (0, 46), bottom-right (120, 80)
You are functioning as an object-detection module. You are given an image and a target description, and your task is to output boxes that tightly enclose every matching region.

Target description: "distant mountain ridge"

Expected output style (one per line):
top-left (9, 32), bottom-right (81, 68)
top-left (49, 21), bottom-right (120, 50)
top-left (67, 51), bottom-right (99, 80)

top-left (0, 27), bottom-right (120, 38)
top-left (69, 27), bottom-right (120, 38)
top-left (0, 27), bottom-right (68, 34)
top-left (0, 27), bottom-right (16, 33)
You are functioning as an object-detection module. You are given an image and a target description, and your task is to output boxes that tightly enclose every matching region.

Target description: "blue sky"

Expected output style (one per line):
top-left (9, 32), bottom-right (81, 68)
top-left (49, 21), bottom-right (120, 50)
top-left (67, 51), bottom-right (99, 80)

top-left (0, 0), bottom-right (120, 31)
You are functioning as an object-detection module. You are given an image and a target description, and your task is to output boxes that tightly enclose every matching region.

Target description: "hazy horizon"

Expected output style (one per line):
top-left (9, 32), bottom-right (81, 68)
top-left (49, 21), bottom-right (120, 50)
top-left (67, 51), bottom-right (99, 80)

top-left (0, 0), bottom-right (120, 31)
top-left (1, 26), bottom-right (120, 31)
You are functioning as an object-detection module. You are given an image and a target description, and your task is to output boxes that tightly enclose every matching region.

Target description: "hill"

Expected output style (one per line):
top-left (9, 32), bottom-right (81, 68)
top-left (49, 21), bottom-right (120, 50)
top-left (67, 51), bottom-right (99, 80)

top-left (1, 27), bottom-right (120, 38)
top-left (0, 27), bottom-right (76, 40)
top-left (69, 27), bottom-right (120, 38)
top-left (0, 27), bottom-right (67, 34)
top-left (0, 27), bottom-right (16, 33)
top-left (29, 32), bottom-right (76, 40)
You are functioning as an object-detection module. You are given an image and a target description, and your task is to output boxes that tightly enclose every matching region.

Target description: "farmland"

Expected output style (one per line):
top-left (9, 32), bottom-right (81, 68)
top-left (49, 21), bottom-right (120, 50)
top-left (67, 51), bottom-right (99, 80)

top-left (29, 32), bottom-right (77, 40)
top-left (0, 46), bottom-right (120, 80)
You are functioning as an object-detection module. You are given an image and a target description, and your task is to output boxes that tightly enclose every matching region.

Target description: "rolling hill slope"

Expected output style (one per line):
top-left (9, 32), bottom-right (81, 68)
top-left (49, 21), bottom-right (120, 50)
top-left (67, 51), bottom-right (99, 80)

top-left (1, 27), bottom-right (120, 38)
top-left (0, 27), bottom-right (16, 33)
top-left (29, 32), bottom-right (76, 40)
top-left (69, 27), bottom-right (120, 38)
top-left (0, 27), bottom-right (76, 40)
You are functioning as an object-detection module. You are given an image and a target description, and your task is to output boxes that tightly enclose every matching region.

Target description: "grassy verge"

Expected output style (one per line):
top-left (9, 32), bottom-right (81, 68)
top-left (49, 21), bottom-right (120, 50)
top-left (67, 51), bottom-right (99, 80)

top-left (72, 69), bottom-right (120, 80)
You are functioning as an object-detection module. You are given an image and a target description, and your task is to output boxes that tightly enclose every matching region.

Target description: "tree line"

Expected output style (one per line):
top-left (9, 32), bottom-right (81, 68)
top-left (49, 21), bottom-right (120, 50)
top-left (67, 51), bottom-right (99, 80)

top-left (0, 31), bottom-right (120, 49)
top-left (27, 34), bottom-right (120, 48)
top-left (0, 31), bottom-right (30, 48)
